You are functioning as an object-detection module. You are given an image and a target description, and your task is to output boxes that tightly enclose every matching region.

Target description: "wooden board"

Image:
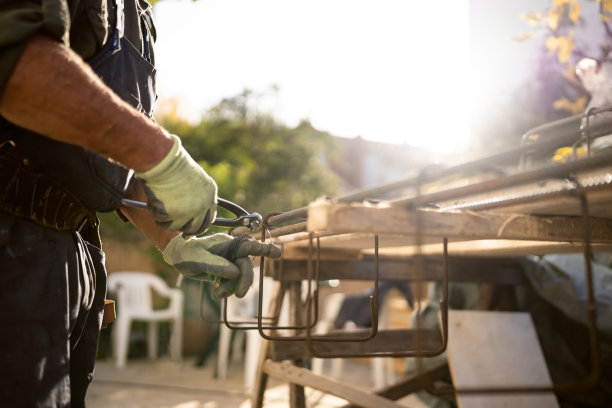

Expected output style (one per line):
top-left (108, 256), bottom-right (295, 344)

top-left (263, 360), bottom-right (404, 408)
top-left (445, 310), bottom-right (559, 408)
top-left (307, 200), bottom-right (612, 243)
top-left (268, 329), bottom-right (443, 361)
top-left (368, 240), bottom-right (612, 258)
top-left (267, 257), bottom-right (526, 285)
top-left (279, 234), bottom-right (612, 259)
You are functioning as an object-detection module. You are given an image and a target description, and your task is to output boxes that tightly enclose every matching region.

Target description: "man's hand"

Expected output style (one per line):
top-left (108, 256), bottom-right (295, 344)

top-left (162, 233), bottom-right (282, 299)
top-left (136, 134), bottom-right (217, 236)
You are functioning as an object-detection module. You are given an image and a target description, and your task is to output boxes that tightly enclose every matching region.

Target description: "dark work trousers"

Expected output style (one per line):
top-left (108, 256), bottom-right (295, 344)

top-left (0, 212), bottom-right (106, 407)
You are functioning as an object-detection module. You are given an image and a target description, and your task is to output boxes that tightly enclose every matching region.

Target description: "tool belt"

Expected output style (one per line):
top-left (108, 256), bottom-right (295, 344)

top-left (0, 144), bottom-right (115, 327)
top-left (0, 144), bottom-right (98, 233)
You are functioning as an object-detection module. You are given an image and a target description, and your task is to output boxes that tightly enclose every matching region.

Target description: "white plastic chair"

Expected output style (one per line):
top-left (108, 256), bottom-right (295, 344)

top-left (107, 271), bottom-right (184, 368)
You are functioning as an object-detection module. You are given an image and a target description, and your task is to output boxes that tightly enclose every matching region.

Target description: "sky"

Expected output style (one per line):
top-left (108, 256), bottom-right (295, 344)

top-left (152, 0), bottom-right (478, 154)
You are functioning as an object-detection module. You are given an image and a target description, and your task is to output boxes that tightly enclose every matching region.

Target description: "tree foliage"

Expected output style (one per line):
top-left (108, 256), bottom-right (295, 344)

top-left (158, 89), bottom-right (340, 214)
top-left (517, 0), bottom-right (612, 115)
top-left (100, 88), bottom-right (340, 275)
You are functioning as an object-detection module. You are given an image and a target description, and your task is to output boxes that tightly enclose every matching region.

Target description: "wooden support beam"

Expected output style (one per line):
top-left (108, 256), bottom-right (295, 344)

top-left (263, 360), bottom-right (405, 408)
top-left (339, 361), bottom-right (451, 407)
top-left (307, 200), bottom-right (612, 243)
top-left (251, 281), bottom-right (287, 408)
top-left (277, 235), bottom-right (612, 259)
top-left (289, 281), bottom-right (306, 408)
top-left (269, 257), bottom-right (526, 285)
top-left (268, 329), bottom-right (443, 361)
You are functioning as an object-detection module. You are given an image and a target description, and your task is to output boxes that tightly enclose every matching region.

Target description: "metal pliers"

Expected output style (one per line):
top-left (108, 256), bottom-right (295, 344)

top-left (121, 197), bottom-right (262, 231)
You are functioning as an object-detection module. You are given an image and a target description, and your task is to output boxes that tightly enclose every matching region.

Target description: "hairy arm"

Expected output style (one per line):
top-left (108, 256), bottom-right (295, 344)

top-left (0, 34), bottom-right (171, 172)
top-left (120, 179), bottom-right (178, 250)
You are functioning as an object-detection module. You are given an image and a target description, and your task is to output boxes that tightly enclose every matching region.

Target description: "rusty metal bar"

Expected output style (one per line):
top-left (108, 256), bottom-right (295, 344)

top-left (264, 222), bottom-right (307, 237)
top-left (266, 208), bottom-right (308, 227)
top-left (518, 106), bottom-right (612, 166)
top-left (252, 108), bottom-right (612, 240)
top-left (254, 139), bottom-right (612, 245)
top-left (202, 226), bottom-right (319, 331)
top-left (261, 109), bottom-right (611, 220)
top-left (256, 234), bottom-right (379, 342)
top-left (392, 148), bottom-right (612, 209)
top-left (303, 234), bottom-right (449, 358)
top-left (304, 235), bottom-right (380, 349)
top-left (254, 231), bottom-right (322, 338)
top-left (198, 280), bottom-right (277, 327)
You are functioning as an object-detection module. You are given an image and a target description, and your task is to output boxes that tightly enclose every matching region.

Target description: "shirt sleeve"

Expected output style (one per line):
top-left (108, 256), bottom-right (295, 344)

top-left (0, 0), bottom-right (71, 93)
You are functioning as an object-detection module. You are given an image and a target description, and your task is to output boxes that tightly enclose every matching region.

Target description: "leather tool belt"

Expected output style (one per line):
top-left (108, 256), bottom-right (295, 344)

top-left (0, 145), bottom-right (98, 233)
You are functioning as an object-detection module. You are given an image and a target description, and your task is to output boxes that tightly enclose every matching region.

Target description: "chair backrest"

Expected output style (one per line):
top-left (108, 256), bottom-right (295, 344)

top-left (108, 271), bottom-right (170, 314)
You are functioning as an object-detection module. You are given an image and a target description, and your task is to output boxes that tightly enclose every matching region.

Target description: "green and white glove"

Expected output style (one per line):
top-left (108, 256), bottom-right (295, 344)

top-left (136, 134), bottom-right (217, 236)
top-left (163, 233), bottom-right (282, 299)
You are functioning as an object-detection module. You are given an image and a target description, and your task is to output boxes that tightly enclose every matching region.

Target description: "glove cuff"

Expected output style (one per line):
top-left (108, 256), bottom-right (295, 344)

top-left (162, 233), bottom-right (185, 264)
top-left (135, 134), bottom-right (182, 180)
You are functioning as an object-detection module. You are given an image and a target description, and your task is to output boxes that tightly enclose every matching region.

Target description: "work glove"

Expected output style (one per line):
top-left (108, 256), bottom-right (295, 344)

top-left (163, 233), bottom-right (282, 299)
top-left (135, 134), bottom-right (217, 236)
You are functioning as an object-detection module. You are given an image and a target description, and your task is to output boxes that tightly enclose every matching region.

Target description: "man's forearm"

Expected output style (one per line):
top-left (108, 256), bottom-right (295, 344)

top-left (0, 34), bottom-right (171, 172)
top-left (121, 179), bottom-right (179, 250)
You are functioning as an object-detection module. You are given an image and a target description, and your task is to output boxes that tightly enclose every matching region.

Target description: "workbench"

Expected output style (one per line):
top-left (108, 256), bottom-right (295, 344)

top-left (244, 115), bottom-right (612, 407)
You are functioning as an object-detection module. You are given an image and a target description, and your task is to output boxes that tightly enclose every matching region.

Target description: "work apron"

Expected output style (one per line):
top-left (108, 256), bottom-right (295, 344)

top-left (0, 0), bottom-right (157, 406)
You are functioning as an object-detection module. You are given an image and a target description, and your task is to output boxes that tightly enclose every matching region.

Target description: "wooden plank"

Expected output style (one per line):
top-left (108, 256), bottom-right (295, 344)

top-left (268, 329), bottom-right (443, 361)
top-left (268, 258), bottom-right (526, 285)
top-left (281, 244), bottom-right (363, 260)
top-left (263, 360), bottom-right (404, 408)
top-left (369, 240), bottom-right (612, 258)
top-left (279, 233), bottom-right (428, 250)
top-left (280, 234), bottom-right (612, 259)
top-left (289, 281), bottom-right (306, 408)
top-left (445, 310), bottom-right (559, 408)
top-left (339, 361), bottom-right (451, 407)
top-left (307, 200), bottom-right (612, 243)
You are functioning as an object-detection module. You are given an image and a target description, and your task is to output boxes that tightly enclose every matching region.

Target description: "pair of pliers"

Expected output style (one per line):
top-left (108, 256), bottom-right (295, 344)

top-left (121, 197), bottom-right (262, 231)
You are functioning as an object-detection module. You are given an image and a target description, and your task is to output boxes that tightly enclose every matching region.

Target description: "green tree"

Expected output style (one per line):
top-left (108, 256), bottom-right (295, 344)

top-left (100, 89), bottom-right (340, 277)
top-left (158, 89), bottom-right (341, 214)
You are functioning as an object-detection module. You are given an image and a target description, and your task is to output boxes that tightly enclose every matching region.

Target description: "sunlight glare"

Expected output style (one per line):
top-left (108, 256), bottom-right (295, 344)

top-left (154, 0), bottom-right (470, 154)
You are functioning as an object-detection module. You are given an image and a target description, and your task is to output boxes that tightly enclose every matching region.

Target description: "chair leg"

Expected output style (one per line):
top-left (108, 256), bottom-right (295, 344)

top-left (328, 320), bottom-right (356, 379)
top-left (311, 316), bottom-right (332, 377)
top-left (328, 358), bottom-right (342, 379)
top-left (170, 317), bottom-right (183, 361)
top-left (244, 329), bottom-right (261, 390)
top-left (114, 317), bottom-right (131, 368)
top-left (371, 358), bottom-right (396, 387)
top-left (148, 321), bottom-right (158, 360)
top-left (231, 330), bottom-right (245, 364)
top-left (371, 358), bottom-right (386, 388)
top-left (217, 323), bottom-right (231, 379)
top-left (385, 358), bottom-right (396, 386)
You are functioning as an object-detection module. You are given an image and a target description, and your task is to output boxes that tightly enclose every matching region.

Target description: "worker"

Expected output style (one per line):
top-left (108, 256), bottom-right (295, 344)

top-left (0, 0), bottom-right (281, 406)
